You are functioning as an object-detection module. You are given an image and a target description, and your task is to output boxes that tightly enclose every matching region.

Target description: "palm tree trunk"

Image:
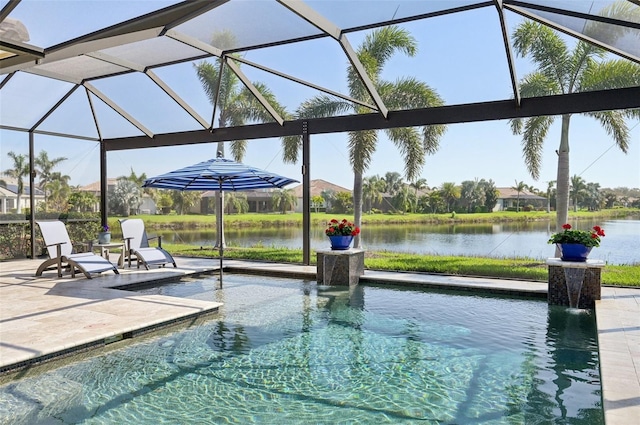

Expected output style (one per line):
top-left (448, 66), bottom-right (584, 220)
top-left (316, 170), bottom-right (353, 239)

top-left (353, 171), bottom-right (363, 248)
top-left (556, 114), bottom-right (571, 231)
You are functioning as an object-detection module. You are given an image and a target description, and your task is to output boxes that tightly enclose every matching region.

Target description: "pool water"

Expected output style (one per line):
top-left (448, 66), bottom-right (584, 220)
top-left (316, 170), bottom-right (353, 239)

top-left (0, 275), bottom-right (603, 424)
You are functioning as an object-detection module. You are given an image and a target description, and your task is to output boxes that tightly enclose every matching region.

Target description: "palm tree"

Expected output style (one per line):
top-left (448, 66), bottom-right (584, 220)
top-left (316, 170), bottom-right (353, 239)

top-left (362, 175), bottom-right (385, 213)
top-left (45, 179), bottom-right (71, 212)
top-left (43, 171), bottom-right (71, 212)
top-left (196, 62), bottom-right (290, 161)
top-left (603, 191), bottom-right (617, 209)
top-left (383, 171), bottom-right (404, 197)
top-left (272, 189), bottom-right (297, 214)
top-left (35, 151), bottom-right (67, 205)
top-left (321, 189), bottom-right (336, 213)
top-left (478, 179), bottom-right (498, 212)
top-left (410, 178), bottom-right (428, 196)
top-left (109, 177), bottom-right (143, 216)
top-left (127, 168), bottom-right (147, 188)
top-left (195, 32), bottom-right (293, 247)
top-left (570, 175), bottom-right (587, 212)
top-left (409, 178), bottom-right (428, 213)
top-left (392, 186), bottom-right (413, 213)
top-left (584, 182), bottom-right (602, 211)
top-left (460, 179), bottom-right (484, 213)
top-left (426, 191), bottom-right (444, 213)
top-left (439, 182), bottom-right (459, 213)
top-left (512, 180), bottom-right (527, 212)
top-left (224, 192), bottom-right (248, 214)
top-left (509, 21), bottom-right (640, 230)
top-left (170, 190), bottom-right (200, 216)
top-left (311, 195), bottom-right (324, 213)
top-left (4, 151), bottom-right (29, 213)
top-left (546, 180), bottom-right (556, 213)
top-left (286, 26), bottom-right (446, 247)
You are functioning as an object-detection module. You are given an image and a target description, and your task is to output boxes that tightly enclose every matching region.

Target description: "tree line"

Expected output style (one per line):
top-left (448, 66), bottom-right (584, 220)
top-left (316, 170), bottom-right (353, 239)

top-left (2, 150), bottom-right (638, 216)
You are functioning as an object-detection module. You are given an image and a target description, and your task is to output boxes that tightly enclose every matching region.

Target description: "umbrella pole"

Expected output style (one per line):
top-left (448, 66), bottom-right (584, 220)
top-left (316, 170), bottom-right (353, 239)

top-left (218, 187), bottom-right (224, 286)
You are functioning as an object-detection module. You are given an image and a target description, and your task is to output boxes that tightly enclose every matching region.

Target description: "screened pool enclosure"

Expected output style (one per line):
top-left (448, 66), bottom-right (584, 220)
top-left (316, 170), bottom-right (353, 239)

top-left (1, 0), bottom-right (639, 262)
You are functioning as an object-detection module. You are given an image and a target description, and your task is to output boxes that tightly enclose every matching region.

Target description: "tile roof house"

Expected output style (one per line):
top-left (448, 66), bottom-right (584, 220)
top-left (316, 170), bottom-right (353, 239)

top-left (0, 178), bottom-right (45, 214)
top-left (494, 187), bottom-right (546, 212)
top-left (290, 179), bottom-right (352, 213)
top-left (200, 179), bottom-right (352, 214)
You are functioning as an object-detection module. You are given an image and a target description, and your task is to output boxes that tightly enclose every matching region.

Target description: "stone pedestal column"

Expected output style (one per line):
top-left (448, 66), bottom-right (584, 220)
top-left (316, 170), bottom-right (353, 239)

top-left (546, 258), bottom-right (605, 309)
top-left (316, 248), bottom-right (365, 286)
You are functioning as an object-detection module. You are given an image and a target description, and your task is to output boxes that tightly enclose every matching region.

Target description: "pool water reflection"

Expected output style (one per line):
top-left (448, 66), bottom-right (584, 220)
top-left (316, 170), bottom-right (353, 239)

top-left (0, 275), bottom-right (603, 424)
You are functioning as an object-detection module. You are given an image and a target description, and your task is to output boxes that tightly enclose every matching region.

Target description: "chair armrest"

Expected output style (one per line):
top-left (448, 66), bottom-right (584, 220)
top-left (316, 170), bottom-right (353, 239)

top-left (148, 235), bottom-right (162, 248)
top-left (45, 241), bottom-right (67, 248)
top-left (74, 241), bottom-right (91, 253)
top-left (122, 236), bottom-right (135, 267)
top-left (123, 236), bottom-right (134, 251)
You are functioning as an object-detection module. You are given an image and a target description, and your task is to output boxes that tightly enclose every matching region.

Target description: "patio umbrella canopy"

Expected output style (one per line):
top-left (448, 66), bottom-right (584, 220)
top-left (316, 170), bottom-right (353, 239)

top-left (142, 155), bottom-right (299, 282)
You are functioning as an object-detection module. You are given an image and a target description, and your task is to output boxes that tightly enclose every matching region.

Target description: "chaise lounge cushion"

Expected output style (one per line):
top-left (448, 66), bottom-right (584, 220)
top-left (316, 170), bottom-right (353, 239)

top-left (35, 221), bottom-right (119, 279)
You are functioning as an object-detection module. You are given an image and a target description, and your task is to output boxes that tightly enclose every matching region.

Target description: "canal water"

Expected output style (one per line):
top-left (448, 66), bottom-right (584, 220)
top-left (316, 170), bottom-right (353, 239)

top-left (157, 218), bottom-right (640, 265)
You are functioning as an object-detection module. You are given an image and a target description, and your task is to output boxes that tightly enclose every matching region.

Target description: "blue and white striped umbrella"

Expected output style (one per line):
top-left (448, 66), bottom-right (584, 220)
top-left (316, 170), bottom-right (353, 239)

top-left (142, 157), bottom-right (298, 192)
top-left (142, 156), bottom-right (298, 284)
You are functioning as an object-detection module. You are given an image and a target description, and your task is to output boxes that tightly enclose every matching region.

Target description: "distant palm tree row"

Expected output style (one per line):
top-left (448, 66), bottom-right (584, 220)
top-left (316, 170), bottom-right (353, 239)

top-left (355, 173), bottom-right (635, 215)
top-left (1, 148), bottom-right (637, 217)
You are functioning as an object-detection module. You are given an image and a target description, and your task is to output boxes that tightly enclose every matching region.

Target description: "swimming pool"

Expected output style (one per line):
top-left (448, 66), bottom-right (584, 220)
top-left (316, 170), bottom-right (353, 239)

top-left (0, 274), bottom-right (602, 424)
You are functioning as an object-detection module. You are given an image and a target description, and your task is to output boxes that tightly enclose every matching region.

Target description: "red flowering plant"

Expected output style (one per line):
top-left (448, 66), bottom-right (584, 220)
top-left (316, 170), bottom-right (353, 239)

top-left (548, 223), bottom-right (605, 248)
top-left (325, 218), bottom-right (360, 237)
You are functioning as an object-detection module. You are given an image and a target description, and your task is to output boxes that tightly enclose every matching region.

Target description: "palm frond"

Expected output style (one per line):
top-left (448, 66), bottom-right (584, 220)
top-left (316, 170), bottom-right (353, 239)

top-left (281, 135), bottom-right (302, 164)
top-left (386, 127), bottom-right (424, 182)
top-left (521, 115), bottom-right (554, 180)
top-left (519, 72), bottom-right (560, 97)
top-left (512, 22), bottom-right (571, 91)
top-left (580, 59), bottom-right (640, 91)
top-left (359, 26), bottom-right (417, 69)
top-left (297, 95), bottom-right (354, 118)
top-left (422, 124), bottom-right (445, 155)
top-left (586, 110), bottom-right (630, 153)
top-left (510, 117), bottom-right (523, 135)
top-left (381, 77), bottom-right (444, 109)
top-left (349, 130), bottom-right (377, 174)
top-left (567, 42), bottom-right (604, 92)
top-left (230, 140), bottom-right (247, 162)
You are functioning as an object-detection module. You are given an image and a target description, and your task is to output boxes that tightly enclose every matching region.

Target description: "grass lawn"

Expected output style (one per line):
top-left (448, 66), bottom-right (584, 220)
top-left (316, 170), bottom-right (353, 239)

top-left (166, 243), bottom-right (640, 288)
top-left (112, 208), bottom-right (638, 229)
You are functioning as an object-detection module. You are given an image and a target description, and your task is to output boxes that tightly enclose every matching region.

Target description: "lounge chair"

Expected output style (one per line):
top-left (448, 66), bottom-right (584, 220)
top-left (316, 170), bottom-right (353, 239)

top-left (35, 220), bottom-right (119, 279)
top-left (118, 218), bottom-right (177, 270)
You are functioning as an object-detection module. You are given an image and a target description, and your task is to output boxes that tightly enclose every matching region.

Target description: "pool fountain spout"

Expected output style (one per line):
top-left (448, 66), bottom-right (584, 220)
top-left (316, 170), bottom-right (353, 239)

top-left (546, 258), bottom-right (605, 309)
top-left (563, 267), bottom-right (586, 309)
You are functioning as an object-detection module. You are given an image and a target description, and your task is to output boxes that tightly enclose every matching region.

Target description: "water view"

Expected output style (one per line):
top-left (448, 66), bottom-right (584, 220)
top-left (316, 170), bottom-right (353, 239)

top-left (0, 274), bottom-right (603, 424)
top-left (158, 218), bottom-right (640, 265)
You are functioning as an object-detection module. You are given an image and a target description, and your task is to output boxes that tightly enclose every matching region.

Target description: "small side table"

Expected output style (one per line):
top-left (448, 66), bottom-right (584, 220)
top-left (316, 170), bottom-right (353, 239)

top-left (92, 242), bottom-right (125, 268)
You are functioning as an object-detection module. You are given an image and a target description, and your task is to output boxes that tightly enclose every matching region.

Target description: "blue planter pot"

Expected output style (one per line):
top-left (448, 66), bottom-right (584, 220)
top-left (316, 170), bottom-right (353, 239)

top-left (328, 235), bottom-right (354, 250)
top-left (98, 232), bottom-right (111, 244)
top-left (558, 243), bottom-right (592, 262)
